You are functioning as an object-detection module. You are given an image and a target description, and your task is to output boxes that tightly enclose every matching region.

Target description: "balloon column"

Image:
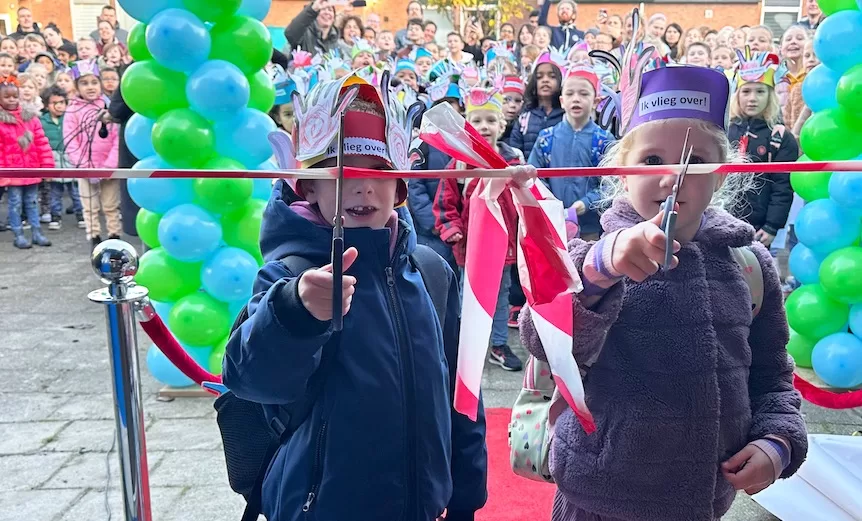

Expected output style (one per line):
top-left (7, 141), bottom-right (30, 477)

top-left (120, 0), bottom-right (276, 387)
top-left (787, 0), bottom-right (862, 389)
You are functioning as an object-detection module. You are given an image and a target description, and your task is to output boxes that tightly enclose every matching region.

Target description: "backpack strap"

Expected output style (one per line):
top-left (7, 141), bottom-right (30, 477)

top-left (767, 125), bottom-right (786, 163)
top-left (409, 244), bottom-right (450, 330)
top-left (731, 246), bottom-right (764, 318)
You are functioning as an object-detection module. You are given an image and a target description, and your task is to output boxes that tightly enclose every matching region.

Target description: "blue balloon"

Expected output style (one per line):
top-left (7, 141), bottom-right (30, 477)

top-left (228, 299), bottom-right (248, 321)
top-left (814, 10), bottom-right (862, 74)
top-left (256, 159), bottom-right (279, 171)
top-left (132, 156), bottom-right (170, 170)
top-left (146, 9), bottom-right (211, 72)
top-left (215, 109), bottom-right (278, 168)
top-left (802, 64), bottom-right (841, 113)
top-left (829, 168), bottom-right (862, 214)
top-left (795, 199), bottom-right (862, 255)
top-left (146, 344), bottom-right (212, 387)
top-left (158, 204), bottom-right (223, 262)
top-left (252, 178), bottom-right (274, 200)
top-left (201, 247), bottom-right (259, 302)
top-left (128, 178), bottom-right (195, 214)
top-left (125, 114), bottom-right (156, 159)
top-left (811, 332), bottom-right (862, 388)
top-left (187, 60), bottom-right (250, 121)
top-left (118, 0), bottom-right (181, 23)
top-left (238, 0), bottom-right (272, 20)
top-left (788, 243), bottom-right (823, 285)
top-left (850, 304), bottom-right (862, 338)
top-left (151, 300), bottom-right (174, 320)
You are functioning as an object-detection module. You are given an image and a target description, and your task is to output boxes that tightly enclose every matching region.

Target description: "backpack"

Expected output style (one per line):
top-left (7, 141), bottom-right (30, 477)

top-left (214, 244), bottom-right (451, 521)
top-left (508, 246), bottom-right (764, 483)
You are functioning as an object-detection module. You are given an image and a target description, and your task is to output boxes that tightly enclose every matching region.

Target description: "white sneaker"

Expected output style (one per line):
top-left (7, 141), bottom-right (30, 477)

top-left (48, 221), bottom-right (61, 230)
top-left (77, 220), bottom-right (86, 229)
top-left (40, 213), bottom-right (51, 223)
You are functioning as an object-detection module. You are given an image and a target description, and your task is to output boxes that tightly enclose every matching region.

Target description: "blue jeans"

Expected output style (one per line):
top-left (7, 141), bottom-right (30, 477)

top-left (49, 181), bottom-right (83, 216)
top-left (7, 184), bottom-right (42, 233)
top-left (461, 264), bottom-right (512, 346)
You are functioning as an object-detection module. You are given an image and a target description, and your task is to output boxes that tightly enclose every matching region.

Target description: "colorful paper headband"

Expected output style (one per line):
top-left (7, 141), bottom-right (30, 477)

top-left (427, 60), bottom-right (469, 103)
top-left (485, 43), bottom-right (515, 65)
top-left (70, 58), bottom-right (100, 80)
top-left (412, 47), bottom-right (434, 62)
top-left (566, 41), bottom-right (591, 62)
top-left (734, 46), bottom-right (788, 88)
top-left (0, 75), bottom-right (19, 87)
top-left (291, 47), bottom-right (314, 68)
top-left (268, 64), bottom-right (297, 105)
top-left (589, 9), bottom-right (728, 135)
top-left (395, 58), bottom-right (417, 76)
top-left (533, 47), bottom-right (569, 76)
top-left (502, 75), bottom-right (525, 95)
top-left (350, 39), bottom-right (377, 60)
top-left (465, 74), bottom-right (505, 113)
top-left (564, 64), bottom-right (600, 95)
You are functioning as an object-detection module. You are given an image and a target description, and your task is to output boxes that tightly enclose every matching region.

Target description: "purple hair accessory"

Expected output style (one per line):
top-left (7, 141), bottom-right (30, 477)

top-left (628, 66), bottom-right (730, 131)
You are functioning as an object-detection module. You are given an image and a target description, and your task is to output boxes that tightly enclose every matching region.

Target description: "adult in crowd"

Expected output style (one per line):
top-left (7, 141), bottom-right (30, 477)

top-left (10, 7), bottom-right (41, 40)
top-left (365, 12), bottom-right (380, 32)
top-left (95, 20), bottom-right (127, 55)
top-left (89, 5), bottom-right (128, 45)
top-left (284, 0), bottom-right (339, 54)
top-left (797, 0), bottom-right (824, 31)
top-left (108, 68), bottom-right (140, 238)
top-left (42, 24), bottom-right (74, 55)
top-left (336, 15), bottom-right (364, 57)
top-left (424, 20), bottom-right (438, 44)
top-left (537, 0), bottom-right (585, 50)
top-left (499, 23), bottom-right (516, 50)
top-left (462, 19), bottom-right (484, 63)
top-left (663, 22), bottom-right (683, 60)
top-left (395, 1), bottom-right (424, 49)
top-left (645, 13), bottom-right (671, 56)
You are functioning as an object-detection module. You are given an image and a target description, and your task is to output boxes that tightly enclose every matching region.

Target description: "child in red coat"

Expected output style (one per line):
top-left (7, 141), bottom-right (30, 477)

top-left (0, 76), bottom-right (54, 249)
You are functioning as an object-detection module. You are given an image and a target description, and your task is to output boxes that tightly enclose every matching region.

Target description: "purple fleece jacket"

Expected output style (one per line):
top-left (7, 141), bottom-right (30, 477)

top-left (520, 198), bottom-right (808, 521)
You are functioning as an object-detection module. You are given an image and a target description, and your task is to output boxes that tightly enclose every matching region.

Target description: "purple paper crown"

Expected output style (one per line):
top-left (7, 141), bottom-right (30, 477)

top-left (628, 66), bottom-right (729, 131)
top-left (69, 58), bottom-right (100, 80)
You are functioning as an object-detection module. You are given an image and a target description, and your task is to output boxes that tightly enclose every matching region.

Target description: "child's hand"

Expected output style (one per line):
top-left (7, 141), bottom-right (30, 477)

top-left (507, 164), bottom-right (538, 188)
top-left (445, 232), bottom-right (463, 244)
top-left (611, 209), bottom-right (680, 282)
top-left (297, 247), bottom-right (358, 322)
top-left (722, 443), bottom-right (776, 495)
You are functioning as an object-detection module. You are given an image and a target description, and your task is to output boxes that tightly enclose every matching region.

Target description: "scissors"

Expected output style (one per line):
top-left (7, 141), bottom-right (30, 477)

top-left (660, 128), bottom-right (693, 271)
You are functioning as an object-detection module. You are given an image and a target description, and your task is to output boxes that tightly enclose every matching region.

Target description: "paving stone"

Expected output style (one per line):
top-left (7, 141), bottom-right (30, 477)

top-left (43, 419), bottom-right (117, 453)
top-left (802, 401), bottom-right (862, 426)
top-left (161, 485), bottom-right (249, 521)
top-left (150, 450), bottom-right (229, 487)
top-left (0, 421), bottom-right (67, 455)
top-left (143, 395), bottom-right (217, 420)
top-left (804, 422), bottom-right (862, 436)
top-left (50, 393), bottom-right (116, 421)
top-left (58, 486), bottom-right (184, 521)
top-left (0, 329), bottom-right (58, 351)
top-left (0, 369), bottom-right (61, 393)
top-left (0, 453), bottom-right (73, 491)
top-left (146, 418), bottom-right (222, 452)
top-left (0, 392), bottom-right (70, 422)
top-left (0, 489), bottom-right (82, 521)
top-left (45, 368), bottom-right (112, 395)
top-left (42, 451), bottom-right (122, 489)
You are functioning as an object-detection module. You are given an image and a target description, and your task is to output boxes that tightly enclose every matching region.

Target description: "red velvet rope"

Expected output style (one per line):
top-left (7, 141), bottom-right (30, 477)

top-left (793, 373), bottom-right (862, 409)
top-left (140, 314), bottom-right (221, 386)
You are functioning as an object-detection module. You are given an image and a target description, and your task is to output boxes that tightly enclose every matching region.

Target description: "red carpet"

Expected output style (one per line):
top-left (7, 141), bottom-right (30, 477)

top-left (477, 408), bottom-right (556, 521)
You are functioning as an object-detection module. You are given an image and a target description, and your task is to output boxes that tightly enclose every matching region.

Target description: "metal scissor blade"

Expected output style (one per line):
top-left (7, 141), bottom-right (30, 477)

top-left (661, 128), bottom-right (694, 271)
top-left (332, 113), bottom-right (346, 331)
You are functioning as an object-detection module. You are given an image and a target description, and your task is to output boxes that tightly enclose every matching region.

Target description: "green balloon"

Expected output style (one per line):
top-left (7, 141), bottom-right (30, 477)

top-left (785, 284), bottom-right (850, 340)
top-left (208, 337), bottom-right (227, 375)
top-left (168, 293), bottom-right (232, 347)
top-left (837, 64), bottom-right (862, 117)
top-left (193, 177), bottom-right (254, 213)
top-left (210, 16), bottom-right (272, 75)
top-left (128, 23), bottom-right (152, 61)
top-left (819, 247), bottom-right (862, 304)
top-left (817, 0), bottom-right (859, 15)
top-left (120, 61), bottom-right (188, 119)
top-left (222, 199), bottom-right (266, 255)
top-left (248, 70), bottom-right (275, 113)
top-left (136, 209), bottom-right (161, 248)
top-left (152, 109), bottom-right (216, 168)
top-left (790, 154), bottom-right (832, 201)
top-left (800, 107), bottom-right (862, 161)
top-left (183, 0), bottom-right (241, 23)
top-left (135, 248), bottom-right (202, 302)
top-left (787, 328), bottom-right (816, 368)
top-left (202, 156), bottom-right (246, 170)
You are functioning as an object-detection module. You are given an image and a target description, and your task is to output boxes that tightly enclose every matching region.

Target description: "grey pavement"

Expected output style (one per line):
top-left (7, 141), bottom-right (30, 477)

top-left (1, 213), bottom-right (861, 521)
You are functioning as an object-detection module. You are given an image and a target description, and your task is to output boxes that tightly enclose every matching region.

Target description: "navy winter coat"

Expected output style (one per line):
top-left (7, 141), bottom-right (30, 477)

top-left (507, 105), bottom-right (565, 160)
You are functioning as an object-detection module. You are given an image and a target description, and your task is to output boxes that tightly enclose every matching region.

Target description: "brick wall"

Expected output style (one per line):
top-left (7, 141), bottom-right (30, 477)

top-left (11, 0), bottom-right (75, 37)
top-left (264, 0), bottom-right (411, 31)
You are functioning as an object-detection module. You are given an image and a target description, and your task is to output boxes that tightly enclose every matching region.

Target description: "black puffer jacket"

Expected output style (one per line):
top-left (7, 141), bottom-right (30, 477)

top-left (283, 3), bottom-right (339, 55)
top-left (728, 117), bottom-right (799, 235)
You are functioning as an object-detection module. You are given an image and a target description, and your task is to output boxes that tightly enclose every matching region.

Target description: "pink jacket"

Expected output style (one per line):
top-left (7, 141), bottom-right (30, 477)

top-left (62, 97), bottom-right (119, 169)
top-left (0, 106), bottom-right (54, 187)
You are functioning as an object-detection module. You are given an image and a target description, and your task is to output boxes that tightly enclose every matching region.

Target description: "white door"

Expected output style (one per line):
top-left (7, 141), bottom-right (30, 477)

top-left (70, 0), bottom-right (107, 40)
top-left (0, 14), bottom-right (12, 37)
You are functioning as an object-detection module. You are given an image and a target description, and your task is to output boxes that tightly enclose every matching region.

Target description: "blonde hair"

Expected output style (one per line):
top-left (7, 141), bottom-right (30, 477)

top-left (17, 72), bottom-right (37, 89)
top-left (730, 83), bottom-right (781, 127)
top-left (599, 118), bottom-right (754, 211)
top-left (678, 27), bottom-right (703, 58)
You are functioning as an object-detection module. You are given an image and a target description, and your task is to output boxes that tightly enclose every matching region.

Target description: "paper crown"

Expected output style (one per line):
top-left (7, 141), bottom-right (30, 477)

top-left (350, 39), bottom-right (377, 60)
top-left (734, 47), bottom-right (788, 88)
top-left (564, 64), bottom-right (600, 95)
top-left (273, 71), bottom-right (424, 171)
top-left (533, 47), bottom-right (569, 76)
top-left (566, 41), bottom-right (591, 61)
top-left (69, 58), bottom-right (100, 80)
top-left (427, 60), bottom-right (468, 103)
top-left (465, 84), bottom-right (504, 113)
top-left (395, 58), bottom-right (416, 76)
top-left (291, 47), bottom-right (315, 68)
top-left (589, 8), bottom-right (728, 136)
top-left (502, 75), bottom-right (525, 95)
top-left (485, 43), bottom-right (515, 65)
top-left (268, 64), bottom-right (297, 105)
top-left (412, 47), bottom-right (434, 62)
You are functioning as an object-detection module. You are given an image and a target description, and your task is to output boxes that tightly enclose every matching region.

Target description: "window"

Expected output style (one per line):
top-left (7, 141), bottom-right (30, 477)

top-left (761, 0), bottom-right (803, 39)
top-left (71, 0), bottom-right (105, 40)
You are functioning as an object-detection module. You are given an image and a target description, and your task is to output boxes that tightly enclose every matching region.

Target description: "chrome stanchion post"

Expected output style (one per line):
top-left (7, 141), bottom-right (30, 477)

top-left (88, 240), bottom-right (153, 521)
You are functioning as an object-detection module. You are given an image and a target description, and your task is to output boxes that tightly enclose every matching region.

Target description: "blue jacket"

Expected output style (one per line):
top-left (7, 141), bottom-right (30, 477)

top-left (409, 143), bottom-right (453, 237)
top-left (527, 119), bottom-right (613, 235)
top-left (507, 105), bottom-right (565, 161)
top-left (537, 0), bottom-right (585, 50)
top-left (222, 181), bottom-right (487, 521)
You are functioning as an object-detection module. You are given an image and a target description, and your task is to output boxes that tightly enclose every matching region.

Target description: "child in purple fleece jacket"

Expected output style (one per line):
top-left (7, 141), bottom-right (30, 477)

top-left (519, 61), bottom-right (807, 521)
